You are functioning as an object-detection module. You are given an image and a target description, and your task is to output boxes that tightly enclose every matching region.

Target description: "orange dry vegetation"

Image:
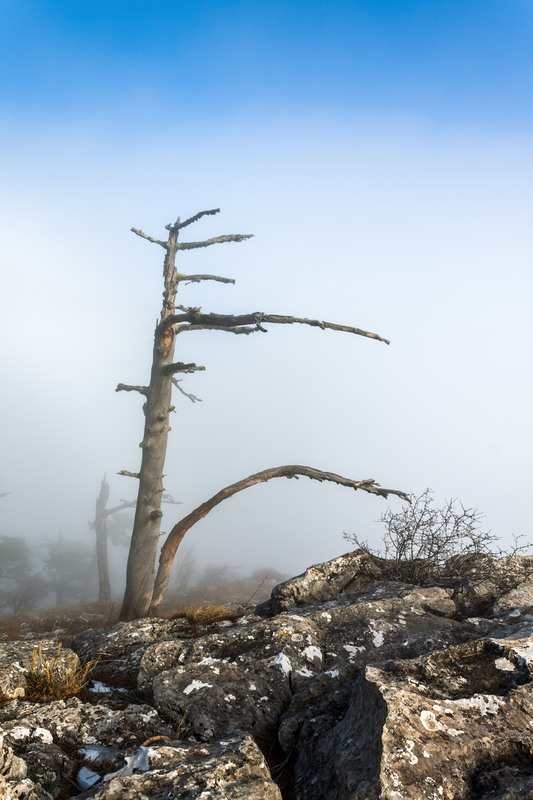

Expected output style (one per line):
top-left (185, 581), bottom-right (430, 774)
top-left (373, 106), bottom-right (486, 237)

top-left (170, 602), bottom-right (244, 626)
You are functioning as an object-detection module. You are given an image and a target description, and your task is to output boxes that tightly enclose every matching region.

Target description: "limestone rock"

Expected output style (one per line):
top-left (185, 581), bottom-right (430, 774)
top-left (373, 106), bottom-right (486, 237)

top-left (79, 732), bottom-right (281, 800)
top-left (290, 634), bottom-right (533, 799)
top-left (143, 614), bottom-right (323, 739)
top-left (256, 550), bottom-right (386, 615)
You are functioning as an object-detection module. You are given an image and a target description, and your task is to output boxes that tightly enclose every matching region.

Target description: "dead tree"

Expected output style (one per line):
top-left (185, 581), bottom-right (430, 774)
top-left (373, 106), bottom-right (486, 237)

top-left (90, 476), bottom-right (180, 604)
top-left (118, 209), bottom-right (407, 620)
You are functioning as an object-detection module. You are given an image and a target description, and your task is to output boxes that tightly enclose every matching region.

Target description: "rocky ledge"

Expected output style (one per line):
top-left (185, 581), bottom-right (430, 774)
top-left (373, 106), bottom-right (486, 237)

top-left (2, 549), bottom-right (533, 799)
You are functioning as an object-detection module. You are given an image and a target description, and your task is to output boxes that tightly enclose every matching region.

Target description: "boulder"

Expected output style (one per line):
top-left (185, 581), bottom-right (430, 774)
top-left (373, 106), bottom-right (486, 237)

top-left (289, 634), bottom-right (533, 799)
top-left (76, 732), bottom-right (282, 800)
top-left (256, 550), bottom-right (386, 615)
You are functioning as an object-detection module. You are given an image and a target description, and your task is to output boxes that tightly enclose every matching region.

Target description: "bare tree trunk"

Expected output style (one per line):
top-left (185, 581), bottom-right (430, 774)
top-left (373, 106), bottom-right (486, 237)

top-left (119, 213), bottom-right (252, 620)
top-left (149, 465), bottom-right (409, 614)
top-left (95, 476), bottom-right (111, 604)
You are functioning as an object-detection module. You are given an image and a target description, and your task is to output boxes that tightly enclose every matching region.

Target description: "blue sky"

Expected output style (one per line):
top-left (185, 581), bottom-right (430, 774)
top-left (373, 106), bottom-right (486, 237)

top-left (1, 1), bottom-right (532, 582)
top-left (2, 1), bottom-right (533, 126)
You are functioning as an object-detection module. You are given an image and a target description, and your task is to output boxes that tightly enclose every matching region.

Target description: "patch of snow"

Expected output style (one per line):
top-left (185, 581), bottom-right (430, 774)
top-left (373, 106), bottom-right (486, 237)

top-left (104, 746), bottom-right (158, 780)
top-left (79, 747), bottom-right (102, 760)
top-left (509, 609), bottom-right (521, 617)
top-left (78, 767), bottom-right (101, 790)
top-left (183, 680), bottom-right (213, 695)
top-left (325, 669), bottom-right (339, 678)
top-left (90, 681), bottom-right (111, 693)
top-left (224, 694), bottom-right (236, 702)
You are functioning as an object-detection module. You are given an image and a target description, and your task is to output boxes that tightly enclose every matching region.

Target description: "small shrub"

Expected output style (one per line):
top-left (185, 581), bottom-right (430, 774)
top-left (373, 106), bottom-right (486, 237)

top-left (24, 642), bottom-right (99, 702)
top-left (344, 489), bottom-right (532, 593)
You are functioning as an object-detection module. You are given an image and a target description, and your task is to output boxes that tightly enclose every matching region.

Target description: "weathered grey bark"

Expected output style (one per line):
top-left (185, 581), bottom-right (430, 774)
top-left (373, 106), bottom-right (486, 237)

top-left (149, 466), bottom-right (410, 614)
top-left (119, 212), bottom-right (252, 620)
top-left (118, 209), bottom-right (400, 621)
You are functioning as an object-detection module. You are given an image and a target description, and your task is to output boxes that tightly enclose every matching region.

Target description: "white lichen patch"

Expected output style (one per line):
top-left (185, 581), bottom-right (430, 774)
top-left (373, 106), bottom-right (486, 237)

top-left (494, 657), bottom-right (515, 672)
top-left (183, 680), bottom-right (213, 695)
top-left (224, 694), bottom-right (236, 702)
top-left (343, 644), bottom-right (365, 658)
top-left (420, 710), bottom-right (441, 732)
top-left (295, 668), bottom-right (314, 678)
top-left (404, 740), bottom-right (418, 764)
top-left (368, 623), bottom-right (385, 647)
top-left (510, 641), bottom-right (533, 665)
top-left (33, 727), bottom-right (53, 744)
top-left (302, 645), bottom-right (322, 662)
top-left (9, 726), bottom-right (31, 741)
top-left (274, 653), bottom-right (292, 675)
top-left (452, 694), bottom-right (504, 716)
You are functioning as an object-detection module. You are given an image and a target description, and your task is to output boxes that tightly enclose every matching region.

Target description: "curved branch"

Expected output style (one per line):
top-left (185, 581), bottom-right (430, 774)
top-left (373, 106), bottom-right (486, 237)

top-left (149, 465), bottom-right (408, 613)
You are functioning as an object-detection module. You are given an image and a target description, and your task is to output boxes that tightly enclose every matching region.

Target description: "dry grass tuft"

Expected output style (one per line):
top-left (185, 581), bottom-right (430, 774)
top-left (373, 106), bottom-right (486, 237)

top-left (169, 602), bottom-right (243, 626)
top-left (24, 642), bottom-right (99, 702)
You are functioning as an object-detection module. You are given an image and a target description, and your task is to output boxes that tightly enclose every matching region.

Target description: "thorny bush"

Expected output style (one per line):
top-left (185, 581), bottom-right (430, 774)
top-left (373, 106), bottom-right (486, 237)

top-left (344, 489), bottom-right (533, 598)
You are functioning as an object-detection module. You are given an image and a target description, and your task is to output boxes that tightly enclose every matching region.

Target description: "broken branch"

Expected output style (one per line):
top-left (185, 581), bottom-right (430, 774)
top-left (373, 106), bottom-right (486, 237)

top-left (118, 470), bottom-right (140, 479)
top-left (177, 209), bottom-right (221, 229)
top-left (163, 362), bottom-right (206, 375)
top-left (131, 228), bottom-right (167, 248)
top-left (116, 383), bottom-right (149, 396)
top-left (172, 378), bottom-right (202, 403)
